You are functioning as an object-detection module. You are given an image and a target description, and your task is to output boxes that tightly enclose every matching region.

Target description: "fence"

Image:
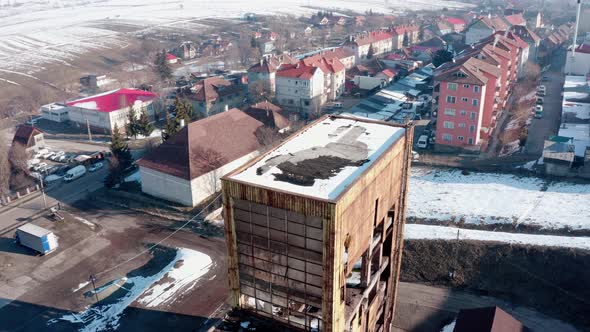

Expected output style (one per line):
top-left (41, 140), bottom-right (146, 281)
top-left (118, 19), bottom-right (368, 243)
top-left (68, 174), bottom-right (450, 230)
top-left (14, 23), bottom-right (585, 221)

top-left (0, 184), bottom-right (41, 206)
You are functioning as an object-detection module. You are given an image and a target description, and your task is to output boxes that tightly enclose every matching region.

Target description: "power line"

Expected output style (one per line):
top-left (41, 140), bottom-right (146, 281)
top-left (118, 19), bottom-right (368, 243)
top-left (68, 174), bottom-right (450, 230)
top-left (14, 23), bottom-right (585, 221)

top-left (95, 194), bottom-right (221, 278)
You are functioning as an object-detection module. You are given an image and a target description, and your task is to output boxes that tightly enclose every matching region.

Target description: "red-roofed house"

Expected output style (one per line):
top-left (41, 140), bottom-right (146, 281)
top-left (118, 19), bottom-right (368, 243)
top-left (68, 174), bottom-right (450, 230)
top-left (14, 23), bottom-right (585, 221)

top-left (12, 125), bottom-right (45, 153)
top-left (247, 54), bottom-right (298, 95)
top-left (446, 17), bottom-right (466, 32)
top-left (166, 53), bottom-right (179, 64)
top-left (503, 13), bottom-right (526, 27)
top-left (302, 54), bottom-right (346, 100)
top-left (188, 76), bottom-right (246, 117)
top-left (343, 30), bottom-right (393, 63)
top-left (393, 24), bottom-right (420, 49)
top-left (276, 62), bottom-right (325, 114)
top-left (319, 47), bottom-right (356, 70)
top-left (137, 108), bottom-right (264, 206)
top-left (66, 88), bottom-right (157, 133)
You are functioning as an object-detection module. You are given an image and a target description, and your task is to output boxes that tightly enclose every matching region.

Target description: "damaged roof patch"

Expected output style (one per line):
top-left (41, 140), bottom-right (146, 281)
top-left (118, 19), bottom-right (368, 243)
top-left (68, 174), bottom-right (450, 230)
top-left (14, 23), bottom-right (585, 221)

top-left (230, 116), bottom-right (405, 200)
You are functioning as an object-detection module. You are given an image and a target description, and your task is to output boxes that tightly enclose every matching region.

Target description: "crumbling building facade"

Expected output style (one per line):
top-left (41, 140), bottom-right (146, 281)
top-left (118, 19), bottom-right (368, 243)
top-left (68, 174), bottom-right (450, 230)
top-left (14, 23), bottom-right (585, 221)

top-left (222, 115), bottom-right (413, 332)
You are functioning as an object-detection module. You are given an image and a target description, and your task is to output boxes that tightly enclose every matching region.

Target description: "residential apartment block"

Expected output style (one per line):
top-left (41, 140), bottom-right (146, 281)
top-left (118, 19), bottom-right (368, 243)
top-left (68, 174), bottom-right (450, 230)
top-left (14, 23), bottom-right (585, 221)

top-left (276, 62), bottom-right (325, 113)
top-left (344, 31), bottom-right (394, 63)
top-left (221, 115), bottom-right (413, 332)
top-left (434, 33), bottom-right (522, 151)
top-left (188, 76), bottom-right (246, 117)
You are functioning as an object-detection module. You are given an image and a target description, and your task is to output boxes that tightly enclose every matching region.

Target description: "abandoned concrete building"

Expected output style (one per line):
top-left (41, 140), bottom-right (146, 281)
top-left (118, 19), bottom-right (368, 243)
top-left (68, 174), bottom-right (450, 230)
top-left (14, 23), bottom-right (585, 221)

top-left (221, 115), bottom-right (414, 332)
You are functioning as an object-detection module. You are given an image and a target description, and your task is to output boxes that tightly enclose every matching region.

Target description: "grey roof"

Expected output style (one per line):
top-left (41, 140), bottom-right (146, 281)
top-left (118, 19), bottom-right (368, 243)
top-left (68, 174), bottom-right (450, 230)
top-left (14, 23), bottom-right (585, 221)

top-left (17, 224), bottom-right (52, 237)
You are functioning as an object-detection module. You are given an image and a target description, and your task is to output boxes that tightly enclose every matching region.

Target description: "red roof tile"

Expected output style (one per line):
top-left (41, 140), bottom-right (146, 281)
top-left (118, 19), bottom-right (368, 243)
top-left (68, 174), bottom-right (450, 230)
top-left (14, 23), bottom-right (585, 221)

top-left (243, 101), bottom-right (290, 129)
top-left (67, 89), bottom-right (157, 113)
top-left (277, 62), bottom-right (319, 79)
top-left (446, 17), bottom-right (466, 25)
top-left (504, 13), bottom-right (526, 26)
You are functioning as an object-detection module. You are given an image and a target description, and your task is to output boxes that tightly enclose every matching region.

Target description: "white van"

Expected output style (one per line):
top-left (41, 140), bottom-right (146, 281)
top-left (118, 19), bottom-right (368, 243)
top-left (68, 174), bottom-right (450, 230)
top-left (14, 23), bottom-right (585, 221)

top-left (417, 135), bottom-right (429, 148)
top-left (64, 165), bottom-right (86, 182)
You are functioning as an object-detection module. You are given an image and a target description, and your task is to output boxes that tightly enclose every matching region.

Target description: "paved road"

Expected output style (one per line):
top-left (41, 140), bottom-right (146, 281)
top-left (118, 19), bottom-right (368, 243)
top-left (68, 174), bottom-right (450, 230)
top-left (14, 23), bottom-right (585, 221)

top-left (525, 48), bottom-right (567, 156)
top-left (393, 282), bottom-right (580, 332)
top-left (0, 167), bottom-right (108, 234)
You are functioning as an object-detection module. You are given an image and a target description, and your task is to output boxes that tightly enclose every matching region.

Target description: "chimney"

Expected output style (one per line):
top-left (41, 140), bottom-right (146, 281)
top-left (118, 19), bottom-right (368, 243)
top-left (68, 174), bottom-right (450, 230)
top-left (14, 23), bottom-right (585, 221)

top-left (225, 104), bottom-right (229, 112)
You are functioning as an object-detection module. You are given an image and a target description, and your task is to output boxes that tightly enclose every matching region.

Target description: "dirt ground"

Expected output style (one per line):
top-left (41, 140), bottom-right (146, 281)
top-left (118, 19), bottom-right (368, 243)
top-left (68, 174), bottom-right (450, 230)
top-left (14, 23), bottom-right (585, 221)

top-left (401, 239), bottom-right (590, 331)
top-left (0, 197), bottom-right (229, 331)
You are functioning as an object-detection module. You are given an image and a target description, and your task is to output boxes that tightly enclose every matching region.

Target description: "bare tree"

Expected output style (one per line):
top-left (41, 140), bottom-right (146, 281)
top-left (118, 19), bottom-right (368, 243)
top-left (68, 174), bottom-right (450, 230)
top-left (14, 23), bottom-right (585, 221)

top-left (0, 143), bottom-right (10, 198)
top-left (9, 143), bottom-right (29, 175)
top-left (255, 126), bottom-right (281, 148)
top-left (523, 61), bottom-right (541, 82)
top-left (192, 147), bottom-right (227, 195)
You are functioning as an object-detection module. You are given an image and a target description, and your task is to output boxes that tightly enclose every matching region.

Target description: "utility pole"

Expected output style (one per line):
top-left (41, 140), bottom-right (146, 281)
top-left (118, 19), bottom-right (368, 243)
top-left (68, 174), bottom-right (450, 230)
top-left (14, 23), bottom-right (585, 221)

top-left (85, 118), bottom-right (93, 142)
top-left (89, 274), bottom-right (100, 305)
top-left (39, 176), bottom-right (47, 209)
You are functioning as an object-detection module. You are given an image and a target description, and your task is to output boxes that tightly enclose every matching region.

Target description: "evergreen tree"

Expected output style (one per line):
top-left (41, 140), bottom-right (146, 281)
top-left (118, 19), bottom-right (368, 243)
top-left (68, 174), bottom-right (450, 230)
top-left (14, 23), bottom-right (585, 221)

top-left (110, 124), bottom-right (133, 170)
top-left (137, 109), bottom-right (154, 137)
top-left (432, 49), bottom-right (454, 67)
top-left (162, 111), bottom-right (178, 141)
top-left (126, 106), bottom-right (139, 139)
top-left (367, 44), bottom-right (374, 59)
top-left (173, 97), bottom-right (194, 125)
top-left (154, 49), bottom-right (172, 81)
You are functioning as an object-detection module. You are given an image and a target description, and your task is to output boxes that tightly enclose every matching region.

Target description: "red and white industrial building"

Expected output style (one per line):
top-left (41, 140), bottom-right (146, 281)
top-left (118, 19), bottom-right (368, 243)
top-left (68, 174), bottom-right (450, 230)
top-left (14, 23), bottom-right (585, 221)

top-left (42, 88), bottom-right (158, 134)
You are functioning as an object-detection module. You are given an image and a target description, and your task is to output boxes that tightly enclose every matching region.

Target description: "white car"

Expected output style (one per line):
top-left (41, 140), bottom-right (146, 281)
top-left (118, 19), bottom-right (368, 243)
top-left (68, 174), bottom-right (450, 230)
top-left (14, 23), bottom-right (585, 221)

top-left (88, 162), bottom-right (104, 172)
top-left (41, 151), bottom-right (54, 159)
top-left (33, 162), bottom-right (48, 172)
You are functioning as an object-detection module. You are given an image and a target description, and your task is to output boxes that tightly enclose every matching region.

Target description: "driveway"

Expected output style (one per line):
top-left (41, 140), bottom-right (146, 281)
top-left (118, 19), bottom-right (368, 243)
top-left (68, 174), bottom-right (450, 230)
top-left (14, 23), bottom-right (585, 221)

top-left (525, 48), bottom-right (567, 156)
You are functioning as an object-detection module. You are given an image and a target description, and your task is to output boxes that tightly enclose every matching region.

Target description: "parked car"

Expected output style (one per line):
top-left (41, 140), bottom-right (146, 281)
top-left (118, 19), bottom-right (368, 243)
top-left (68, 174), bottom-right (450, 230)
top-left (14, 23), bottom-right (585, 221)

top-left (536, 97), bottom-right (544, 105)
top-left (412, 151), bottom-right (420, 161)
top-left (64, 165), bottom-right (86, 182)
top-left (538, 85), bottom-right (546, 91)
top-left (42, 151), bottom-right (55, 159)
top-left (33, 162), bottom-right (48, 172)
top-left (542, 76), bottom-right (551, 82)
top-left (536, 90), bottom-right (546, 97)
top-left (535, 105), bottom-right (543, 119)
top-left (56, 155), bottom-right (68, 163)
top-left (417, 135), bottom-right (429, 149)
top-left (88, 162), bottom-right (104, 172)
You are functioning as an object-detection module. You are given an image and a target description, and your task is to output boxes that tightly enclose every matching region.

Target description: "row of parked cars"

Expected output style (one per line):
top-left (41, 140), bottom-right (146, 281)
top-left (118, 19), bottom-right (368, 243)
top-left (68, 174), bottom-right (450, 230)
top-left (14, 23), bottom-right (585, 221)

top-left (534, 84), bottom-right (547, 119)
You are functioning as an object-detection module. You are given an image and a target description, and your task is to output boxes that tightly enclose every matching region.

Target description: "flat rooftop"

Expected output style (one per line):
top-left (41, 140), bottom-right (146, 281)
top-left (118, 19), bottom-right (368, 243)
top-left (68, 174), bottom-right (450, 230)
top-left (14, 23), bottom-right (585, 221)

top-left (229, 116), bottom-right (406, 200)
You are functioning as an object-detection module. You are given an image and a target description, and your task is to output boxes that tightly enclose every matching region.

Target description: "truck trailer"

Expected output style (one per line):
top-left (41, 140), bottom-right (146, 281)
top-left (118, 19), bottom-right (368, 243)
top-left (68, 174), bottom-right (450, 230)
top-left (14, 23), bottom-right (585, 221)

top-left (15, 224), bottom-right (58, 255)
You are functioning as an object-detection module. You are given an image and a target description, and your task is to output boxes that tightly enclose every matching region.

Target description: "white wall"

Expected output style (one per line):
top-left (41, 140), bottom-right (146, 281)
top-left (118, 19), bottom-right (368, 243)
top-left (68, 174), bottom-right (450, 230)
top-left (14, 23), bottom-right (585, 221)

top-left (140, 151), bottom-right (260, 207)
top-left (139, 166), bottom-right (194, 206)
top-left (564, 51), bottom-right (590, 75)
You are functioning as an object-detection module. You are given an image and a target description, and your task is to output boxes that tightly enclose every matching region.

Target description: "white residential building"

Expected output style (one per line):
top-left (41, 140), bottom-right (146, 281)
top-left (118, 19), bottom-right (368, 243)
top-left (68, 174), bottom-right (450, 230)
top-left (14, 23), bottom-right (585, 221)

top-left (276, 62), bottom-right (325, 113)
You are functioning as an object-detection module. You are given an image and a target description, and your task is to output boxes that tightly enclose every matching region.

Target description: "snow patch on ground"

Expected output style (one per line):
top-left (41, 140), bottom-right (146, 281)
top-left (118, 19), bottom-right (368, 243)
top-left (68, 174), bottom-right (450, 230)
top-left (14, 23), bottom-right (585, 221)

top-left (204, 207), bottom-right (224, 227)
top-left (49, 248), bottom-right (211, 331)
top-left (137, 248), bottom-right (212, 307)
top-left (72, 281), bottom-right (90, 293)
top-left (408, 167), bottom-right (590, 230)
top-left (405, 224), bottom-right (590, 250)
top-left (440, 320), bottom-right (456, 332)
top-left (73, 216), bottom-right (96, 230)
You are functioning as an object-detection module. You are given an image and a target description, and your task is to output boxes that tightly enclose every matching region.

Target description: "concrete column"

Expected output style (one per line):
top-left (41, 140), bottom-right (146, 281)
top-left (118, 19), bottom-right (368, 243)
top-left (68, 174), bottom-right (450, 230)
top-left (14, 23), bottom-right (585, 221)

top-left (16, 192), bottom-right (21, 199)
top-left (360, 249), bottom-right (371, 288)
top-left (26, 187), bottom-right (30, 194)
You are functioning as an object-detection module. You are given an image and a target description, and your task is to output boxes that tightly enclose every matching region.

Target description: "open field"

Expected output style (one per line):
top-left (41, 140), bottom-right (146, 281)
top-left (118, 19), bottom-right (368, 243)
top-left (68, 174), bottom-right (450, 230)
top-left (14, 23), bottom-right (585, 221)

top-left (0, 0), bottom-right (471, 86)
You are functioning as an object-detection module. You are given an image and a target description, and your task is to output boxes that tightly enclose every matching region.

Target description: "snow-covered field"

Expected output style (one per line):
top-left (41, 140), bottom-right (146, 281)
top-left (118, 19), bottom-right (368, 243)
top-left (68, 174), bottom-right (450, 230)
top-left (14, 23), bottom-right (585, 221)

top-left (408, 167), bottom-right (590, 230)
top-left (0, 0), bottom-right (471, 83)
top-left (406, 224), bottom-right (590, 250)
top-left (49, 247), bottom-right (211, 331)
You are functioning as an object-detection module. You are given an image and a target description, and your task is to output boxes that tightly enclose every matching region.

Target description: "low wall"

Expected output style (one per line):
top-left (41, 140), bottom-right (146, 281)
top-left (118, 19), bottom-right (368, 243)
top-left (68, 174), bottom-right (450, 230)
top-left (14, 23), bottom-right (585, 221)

top-left (401, 239), bottom-right (590, 331)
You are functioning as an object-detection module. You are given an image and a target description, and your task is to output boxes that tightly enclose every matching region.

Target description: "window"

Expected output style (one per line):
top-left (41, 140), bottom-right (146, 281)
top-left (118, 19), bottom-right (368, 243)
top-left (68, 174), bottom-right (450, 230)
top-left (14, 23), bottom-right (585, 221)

top-left (460, 110), bottom-right (467, 116)
top-left (458, 123), bottom-right (466, 128)
top-left (474, 86), bottom-right (480, 93)
top-left (444, 108), bottom-right (456, 116)
top-left (470, 112), bottom-right (477, 120)
top-left (443, 121), bottom-right (454, 129)
top-left (463, 84), bottom-right (470, 88)
top-left (458, 136), bottom-right (464, 141)
top-left (447, 83), bottom-right (458, 91)
top-left (468, 138), bottom-right (474, 144)
top-left (446, 96), bottom-right (456, 104)
top-left (442, 134), bottom-right (452, 142)
top-left (472, 99), bottom-right (479, 106)
top-left (461, 97), bottom-right (468, 102)
top-left (469, 125), bottom-right (476, 132)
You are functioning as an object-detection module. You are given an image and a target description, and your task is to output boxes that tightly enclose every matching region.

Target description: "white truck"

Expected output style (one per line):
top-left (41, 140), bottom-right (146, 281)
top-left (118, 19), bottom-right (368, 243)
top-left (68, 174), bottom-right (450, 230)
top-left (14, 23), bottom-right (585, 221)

top-left (64, 165), bottom-right (86, 182)
top-left (15, 224), bottom-right (58, 255)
